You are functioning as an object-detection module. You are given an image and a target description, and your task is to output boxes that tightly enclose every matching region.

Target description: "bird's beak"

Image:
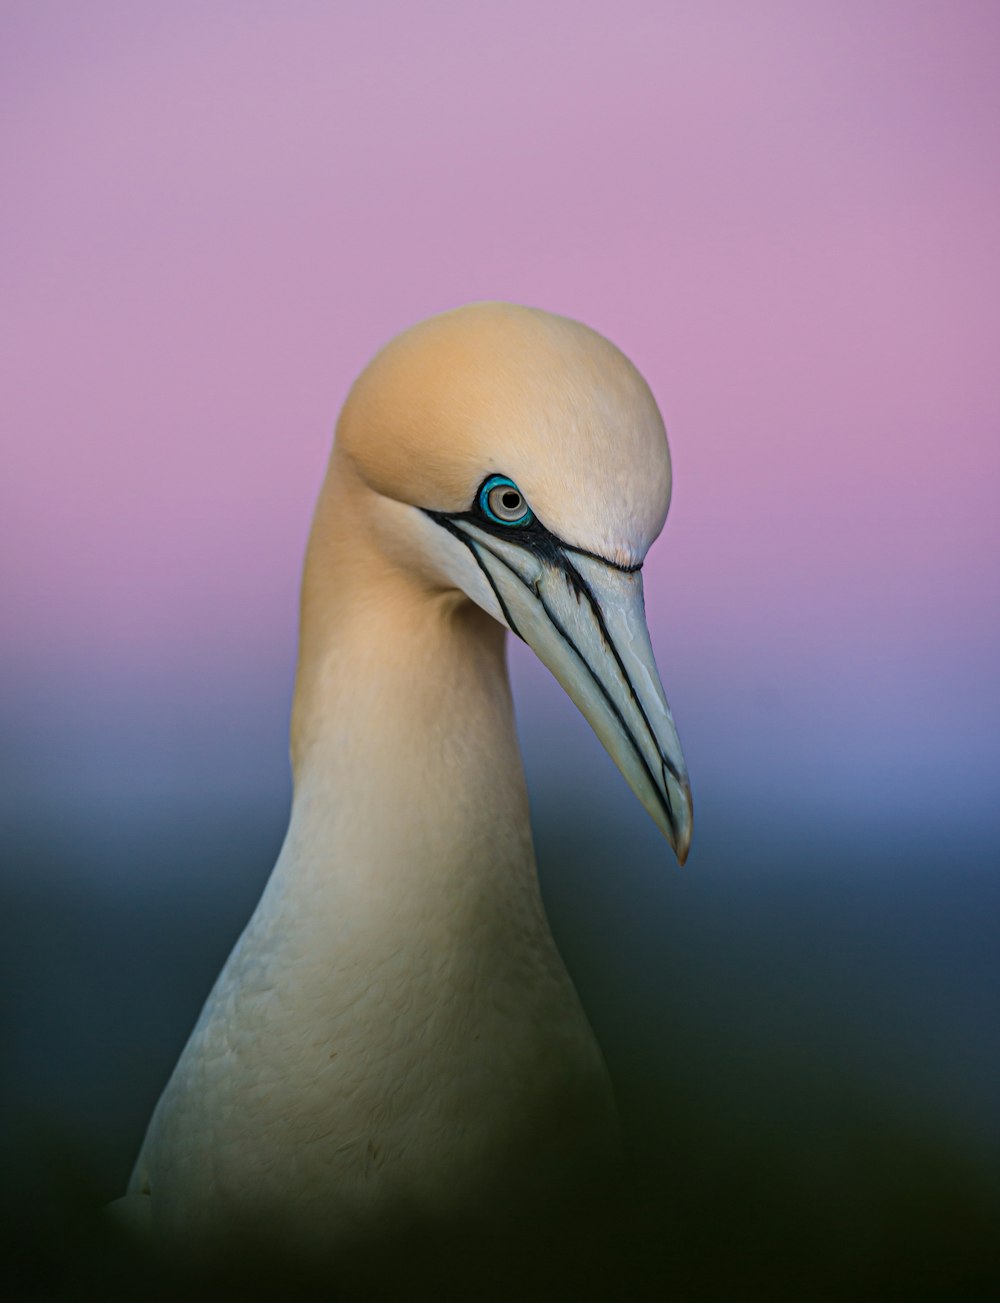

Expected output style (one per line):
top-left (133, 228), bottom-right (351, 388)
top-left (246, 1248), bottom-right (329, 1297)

top-left (444, 520), bottom-right (692, 864)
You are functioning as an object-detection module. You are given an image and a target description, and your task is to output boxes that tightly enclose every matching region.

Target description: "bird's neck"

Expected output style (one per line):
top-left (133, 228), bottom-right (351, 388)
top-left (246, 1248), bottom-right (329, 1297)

top-left (277, 453), bottom-right (539, 935)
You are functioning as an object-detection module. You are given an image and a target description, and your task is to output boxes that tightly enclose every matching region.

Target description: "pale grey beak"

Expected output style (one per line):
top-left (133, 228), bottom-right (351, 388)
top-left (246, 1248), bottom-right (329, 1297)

top-left (445, 519), bottom-right (693, 864)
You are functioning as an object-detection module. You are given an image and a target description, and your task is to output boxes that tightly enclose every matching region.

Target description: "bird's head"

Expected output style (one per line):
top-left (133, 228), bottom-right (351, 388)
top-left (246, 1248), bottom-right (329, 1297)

top-left (330, 302), bottom-right (692, 864)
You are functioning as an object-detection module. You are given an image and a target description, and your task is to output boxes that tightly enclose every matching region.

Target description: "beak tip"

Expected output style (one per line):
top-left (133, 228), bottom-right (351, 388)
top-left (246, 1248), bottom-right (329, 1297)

top-left (671, 781), bottom-right (693, 867)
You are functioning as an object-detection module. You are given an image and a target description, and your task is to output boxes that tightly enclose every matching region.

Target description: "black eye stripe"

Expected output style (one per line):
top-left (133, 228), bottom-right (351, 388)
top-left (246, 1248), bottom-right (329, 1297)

top-left (421, 473), bottom-right (644, 575)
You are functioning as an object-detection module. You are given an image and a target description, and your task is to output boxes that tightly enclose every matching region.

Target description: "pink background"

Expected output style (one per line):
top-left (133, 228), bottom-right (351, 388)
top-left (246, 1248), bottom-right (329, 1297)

top-left (4, 0), bottom-right (998, 831)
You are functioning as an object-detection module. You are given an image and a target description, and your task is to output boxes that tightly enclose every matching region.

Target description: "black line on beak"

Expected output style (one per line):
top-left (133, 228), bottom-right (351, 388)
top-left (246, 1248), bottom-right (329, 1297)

top-left (430, 514), bottom-right (524, 641)
top-left (557, 555), bottom-right (686, 789)
top-left (424, 505), bottom-right (643, 576)
top-left (471, 537), bottom-right (680, 844)
top-left (561, 542), bottom-right (643, 574)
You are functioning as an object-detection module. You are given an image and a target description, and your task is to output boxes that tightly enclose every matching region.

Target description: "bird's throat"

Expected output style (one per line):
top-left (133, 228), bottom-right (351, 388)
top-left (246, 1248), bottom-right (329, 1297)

top-left (283, 456), bottom-right (540, 937)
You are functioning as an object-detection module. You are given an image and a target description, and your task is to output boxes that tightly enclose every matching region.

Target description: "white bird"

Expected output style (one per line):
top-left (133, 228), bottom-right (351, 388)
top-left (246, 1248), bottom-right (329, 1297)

top-left (119, 302), bottom-right (692, 1265)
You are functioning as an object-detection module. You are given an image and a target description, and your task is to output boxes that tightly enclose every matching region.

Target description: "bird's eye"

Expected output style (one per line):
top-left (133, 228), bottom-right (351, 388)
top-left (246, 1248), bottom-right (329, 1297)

top-left (480, 475), bottom-right (533, 527)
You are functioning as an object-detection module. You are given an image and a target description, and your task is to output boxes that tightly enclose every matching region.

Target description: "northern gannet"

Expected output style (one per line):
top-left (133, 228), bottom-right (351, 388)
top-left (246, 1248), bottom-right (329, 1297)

top-left (120, 302), bottom-right (692, 1262)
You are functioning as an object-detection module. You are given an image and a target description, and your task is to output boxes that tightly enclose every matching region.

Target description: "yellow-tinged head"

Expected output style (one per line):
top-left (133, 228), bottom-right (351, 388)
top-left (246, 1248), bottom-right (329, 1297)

top-left (314, 302), bottom-right (692, 863)
top-left (336, 302), bottom-right (672, 570)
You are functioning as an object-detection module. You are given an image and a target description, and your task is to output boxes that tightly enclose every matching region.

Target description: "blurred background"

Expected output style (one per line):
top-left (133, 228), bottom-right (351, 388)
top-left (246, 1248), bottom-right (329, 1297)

top-left (2, 1), bottom-right (998, 1297)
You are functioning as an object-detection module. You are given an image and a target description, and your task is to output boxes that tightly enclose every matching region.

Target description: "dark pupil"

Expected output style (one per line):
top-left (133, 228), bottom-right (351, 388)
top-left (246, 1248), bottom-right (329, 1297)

top-left (501, 491), bottom-right (521, 511)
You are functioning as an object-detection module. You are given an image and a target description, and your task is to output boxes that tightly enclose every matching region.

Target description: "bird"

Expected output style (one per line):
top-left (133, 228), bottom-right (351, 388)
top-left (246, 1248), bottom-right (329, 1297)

top-left (117, 302), bottom-right (692, 1269)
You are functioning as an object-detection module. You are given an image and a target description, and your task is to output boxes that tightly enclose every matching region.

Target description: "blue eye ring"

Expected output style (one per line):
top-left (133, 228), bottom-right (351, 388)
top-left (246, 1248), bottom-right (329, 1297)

top-left (479, 475), bottom-right (533, 527)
